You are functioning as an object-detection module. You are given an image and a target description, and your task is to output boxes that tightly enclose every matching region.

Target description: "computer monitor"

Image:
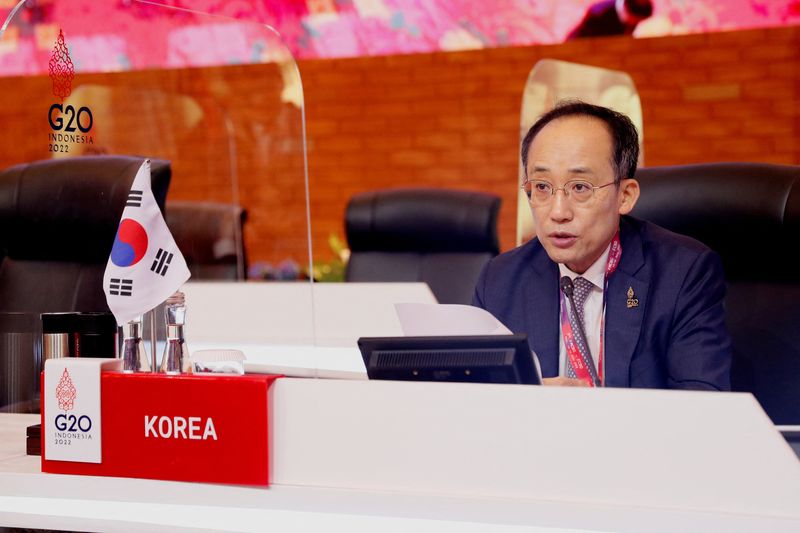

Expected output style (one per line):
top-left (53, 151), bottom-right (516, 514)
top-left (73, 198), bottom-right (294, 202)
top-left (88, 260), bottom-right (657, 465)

top-left (779, 427), bottom-right (800, 459)
top-left (357, 334), bottom-right (540, 385)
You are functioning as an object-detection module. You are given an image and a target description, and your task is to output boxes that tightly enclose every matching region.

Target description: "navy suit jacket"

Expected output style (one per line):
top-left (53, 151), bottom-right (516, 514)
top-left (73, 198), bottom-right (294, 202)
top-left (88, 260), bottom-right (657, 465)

top-left (472, 216), bottom-right (732, 390)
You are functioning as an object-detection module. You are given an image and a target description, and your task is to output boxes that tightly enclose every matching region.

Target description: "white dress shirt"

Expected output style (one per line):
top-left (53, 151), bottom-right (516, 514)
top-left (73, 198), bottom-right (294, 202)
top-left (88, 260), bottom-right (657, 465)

top-left (558, 243), bottom-right (612, 377)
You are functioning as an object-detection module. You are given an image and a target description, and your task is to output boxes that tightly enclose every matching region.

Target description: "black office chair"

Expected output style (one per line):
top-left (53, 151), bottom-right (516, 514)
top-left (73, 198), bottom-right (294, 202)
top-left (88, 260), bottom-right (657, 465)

top-left (632, 162), bottom-right (800, 424)
top-left (345, 188), bottom-right (501, 304)
top-left (0, 156), bottom-right (171, 313)
top-left (165, 200), bottom-right (247, 280)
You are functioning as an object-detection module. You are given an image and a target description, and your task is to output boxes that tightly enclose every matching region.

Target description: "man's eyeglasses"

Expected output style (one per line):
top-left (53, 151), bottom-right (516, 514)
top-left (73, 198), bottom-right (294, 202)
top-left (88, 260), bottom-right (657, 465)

top-left (521, 179), bottom-right (617, 206)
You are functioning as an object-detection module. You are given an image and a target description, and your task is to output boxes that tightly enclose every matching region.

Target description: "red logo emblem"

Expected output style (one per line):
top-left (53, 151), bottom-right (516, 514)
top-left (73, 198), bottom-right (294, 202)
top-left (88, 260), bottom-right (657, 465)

top-left (48, 29), bottom-right (74, 101)
top-left (55, 368), bottom-right (77, 411)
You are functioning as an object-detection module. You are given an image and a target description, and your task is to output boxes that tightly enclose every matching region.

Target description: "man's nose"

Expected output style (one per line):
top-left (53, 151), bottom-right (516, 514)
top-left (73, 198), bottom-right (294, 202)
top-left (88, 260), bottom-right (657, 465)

top-left (548, 188), bottom-right (572, 222)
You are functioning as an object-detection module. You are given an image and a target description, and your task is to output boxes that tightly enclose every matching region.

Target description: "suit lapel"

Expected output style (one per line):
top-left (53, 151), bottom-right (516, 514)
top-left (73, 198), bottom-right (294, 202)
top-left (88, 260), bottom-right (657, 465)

top-left (524, 243), bottom-right (560, 378)
top-left (604, 219), bottom-right (650, 387)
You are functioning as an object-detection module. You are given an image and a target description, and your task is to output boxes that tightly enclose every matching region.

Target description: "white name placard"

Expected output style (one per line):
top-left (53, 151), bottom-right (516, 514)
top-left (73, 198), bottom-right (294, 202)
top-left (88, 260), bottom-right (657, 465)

top-left (43, 358), bottom-right (121, 463)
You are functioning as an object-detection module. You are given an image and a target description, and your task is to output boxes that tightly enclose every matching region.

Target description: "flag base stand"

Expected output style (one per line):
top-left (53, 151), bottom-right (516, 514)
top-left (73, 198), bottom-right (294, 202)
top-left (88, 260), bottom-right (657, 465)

top-left (41, 368), bottom-right (280, 486)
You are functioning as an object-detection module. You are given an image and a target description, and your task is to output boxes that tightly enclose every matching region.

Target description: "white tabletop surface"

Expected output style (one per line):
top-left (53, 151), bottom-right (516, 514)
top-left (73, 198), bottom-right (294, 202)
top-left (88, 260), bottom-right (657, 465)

top-left (2, 408), bottom-right (798, 533)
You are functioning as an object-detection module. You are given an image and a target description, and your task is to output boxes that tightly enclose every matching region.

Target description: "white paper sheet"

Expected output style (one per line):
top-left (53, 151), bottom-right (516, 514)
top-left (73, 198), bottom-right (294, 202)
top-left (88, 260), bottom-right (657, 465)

top-left (395, 303), bottom-right (513, 336)
top-left (394, 303), bottom-right (542, 380)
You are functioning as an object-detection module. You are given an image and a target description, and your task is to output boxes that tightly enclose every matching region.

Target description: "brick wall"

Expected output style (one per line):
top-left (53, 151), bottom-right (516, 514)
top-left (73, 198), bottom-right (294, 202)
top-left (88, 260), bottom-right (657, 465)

top-left (0, 25), bottom-right (797, 266)
top-left (301, 26), bottom-right (799, 259)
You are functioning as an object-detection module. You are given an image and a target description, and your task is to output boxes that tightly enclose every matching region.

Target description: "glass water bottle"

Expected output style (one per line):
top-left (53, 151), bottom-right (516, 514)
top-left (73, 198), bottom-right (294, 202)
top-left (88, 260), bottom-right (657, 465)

top-left (159, 292), bottom-right (190, 374)
top-left (121, 315), bottom-right (149, 373)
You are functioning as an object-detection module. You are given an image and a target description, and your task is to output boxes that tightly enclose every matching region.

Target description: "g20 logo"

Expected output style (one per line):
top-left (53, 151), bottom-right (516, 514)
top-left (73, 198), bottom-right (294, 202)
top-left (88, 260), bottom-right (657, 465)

top-left (55, 413), bottom-right (92, 432)
top-left (48, 103), bottom-right (93, 133)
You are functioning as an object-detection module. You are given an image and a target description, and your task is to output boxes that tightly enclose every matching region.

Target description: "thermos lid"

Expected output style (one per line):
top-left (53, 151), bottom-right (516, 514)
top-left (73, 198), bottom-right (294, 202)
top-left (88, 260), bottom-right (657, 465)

top-left (74, 312), bottom-right (117, 334)
top-left (40, 312), bottom-right (76, 334)
top-left (41, 312), bottom-right (117, 334)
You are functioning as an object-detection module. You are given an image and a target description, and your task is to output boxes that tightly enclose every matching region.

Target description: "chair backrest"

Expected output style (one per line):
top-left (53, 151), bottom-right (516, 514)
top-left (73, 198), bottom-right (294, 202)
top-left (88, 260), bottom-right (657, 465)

top-left (345, 188), bottom-right (501, 304)
top-left (165, 200), bottom-right (247, 281)
top-left (632, 162), bottom-right (800, 423)
top-left (0, 156), bottom-right (171, 313)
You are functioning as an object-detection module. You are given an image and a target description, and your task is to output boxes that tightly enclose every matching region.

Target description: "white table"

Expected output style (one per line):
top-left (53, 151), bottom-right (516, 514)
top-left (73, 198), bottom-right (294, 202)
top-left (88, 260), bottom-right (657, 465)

top-left (1, 379), bottom-right (799, 532)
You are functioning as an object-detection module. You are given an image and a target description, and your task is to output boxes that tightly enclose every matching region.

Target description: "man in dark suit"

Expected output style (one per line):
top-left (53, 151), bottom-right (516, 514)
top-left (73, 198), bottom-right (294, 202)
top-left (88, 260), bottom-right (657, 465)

top-left (473, 102), bottom-right (731, 390)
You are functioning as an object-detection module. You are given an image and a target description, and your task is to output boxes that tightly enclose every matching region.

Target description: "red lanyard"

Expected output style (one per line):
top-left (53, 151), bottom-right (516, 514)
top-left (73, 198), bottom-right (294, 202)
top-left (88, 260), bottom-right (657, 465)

top-left (559, 231), bottom-right (622, 387)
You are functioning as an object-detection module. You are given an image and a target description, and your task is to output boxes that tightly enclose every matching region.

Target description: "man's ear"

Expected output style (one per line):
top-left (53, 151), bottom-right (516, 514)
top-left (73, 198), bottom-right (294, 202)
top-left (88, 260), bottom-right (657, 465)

top-left (618, 178), bottom-right (640, 215)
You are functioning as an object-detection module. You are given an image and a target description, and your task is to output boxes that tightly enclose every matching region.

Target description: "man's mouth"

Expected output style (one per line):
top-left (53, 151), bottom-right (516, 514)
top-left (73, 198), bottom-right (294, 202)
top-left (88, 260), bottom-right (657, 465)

top-left (548, 232), bottom-right (578, 248)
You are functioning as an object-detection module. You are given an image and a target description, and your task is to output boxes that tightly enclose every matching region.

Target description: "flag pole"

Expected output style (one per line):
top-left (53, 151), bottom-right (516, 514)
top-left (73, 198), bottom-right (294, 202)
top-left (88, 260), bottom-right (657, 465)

top-left (104, 159), bottom-right (191, 361)
top-left (149, 308), bottom-right (157, 373)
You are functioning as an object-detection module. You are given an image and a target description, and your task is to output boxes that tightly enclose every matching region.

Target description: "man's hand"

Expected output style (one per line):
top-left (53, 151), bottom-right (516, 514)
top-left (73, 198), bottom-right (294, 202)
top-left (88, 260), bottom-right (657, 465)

top-left (542, 377), bottom-right (589, 387)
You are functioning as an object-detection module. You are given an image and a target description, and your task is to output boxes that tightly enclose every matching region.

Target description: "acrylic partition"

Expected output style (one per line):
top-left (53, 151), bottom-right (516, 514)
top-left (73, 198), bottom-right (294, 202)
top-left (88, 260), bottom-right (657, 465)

top-left (517, 59), bottom-right (644, 245)
top-left (0, 0), bottom-right (313, 410)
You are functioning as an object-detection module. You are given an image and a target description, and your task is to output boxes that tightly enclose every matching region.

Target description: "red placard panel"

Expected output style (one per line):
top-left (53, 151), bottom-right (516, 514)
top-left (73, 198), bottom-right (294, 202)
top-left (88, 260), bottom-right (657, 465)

top-left (42, 372), bottom-right (280, 486)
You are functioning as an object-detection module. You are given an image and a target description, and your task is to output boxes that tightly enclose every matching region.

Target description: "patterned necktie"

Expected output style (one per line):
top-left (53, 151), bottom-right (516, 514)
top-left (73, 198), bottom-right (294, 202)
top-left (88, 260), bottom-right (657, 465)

top-left (565, 276), bottom-right (597, 380)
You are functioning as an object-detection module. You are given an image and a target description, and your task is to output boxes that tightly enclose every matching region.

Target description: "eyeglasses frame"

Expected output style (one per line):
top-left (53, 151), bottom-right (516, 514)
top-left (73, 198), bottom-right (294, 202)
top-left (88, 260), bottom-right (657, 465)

top-left (521, 178), bottom-right (618, 205)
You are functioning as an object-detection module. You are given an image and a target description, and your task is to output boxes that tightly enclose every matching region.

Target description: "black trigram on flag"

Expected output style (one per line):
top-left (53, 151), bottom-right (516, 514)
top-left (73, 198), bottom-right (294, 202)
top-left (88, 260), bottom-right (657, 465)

top-left (109, 278), bottom-right (133, 296)
top-left (126, 190), bottom-right (143, 207)
top-left (151, 248), bottom-right (173, 276)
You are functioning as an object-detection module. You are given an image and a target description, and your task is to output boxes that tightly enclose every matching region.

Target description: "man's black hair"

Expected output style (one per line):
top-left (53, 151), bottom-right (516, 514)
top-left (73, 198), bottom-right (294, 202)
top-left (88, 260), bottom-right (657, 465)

top-left (520, 100), bottom-right (639, 183)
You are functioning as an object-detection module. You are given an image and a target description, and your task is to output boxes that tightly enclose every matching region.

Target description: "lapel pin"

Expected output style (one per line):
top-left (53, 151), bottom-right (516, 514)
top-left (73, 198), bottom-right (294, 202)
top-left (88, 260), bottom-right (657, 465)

top-left (626, 286), bottom-right (639, 309)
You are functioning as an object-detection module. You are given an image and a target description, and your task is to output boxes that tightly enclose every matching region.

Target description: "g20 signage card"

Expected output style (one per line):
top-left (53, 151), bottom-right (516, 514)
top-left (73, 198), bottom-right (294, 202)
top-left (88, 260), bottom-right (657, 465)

top-left (43, 358), bottom-right (121, 463)
top-left (47, 30), bottom-right (95, 155)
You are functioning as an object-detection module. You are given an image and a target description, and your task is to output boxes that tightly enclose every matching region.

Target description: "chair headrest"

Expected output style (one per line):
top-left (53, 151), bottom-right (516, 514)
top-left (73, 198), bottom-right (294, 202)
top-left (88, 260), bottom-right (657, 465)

top-left (165, 200), bottom-right (246, 263)
top-left (0, 156), bottom-right (171, 263)
top-left (632, 162), bottom-right (800, 280)
top-left (346, 188), bottom-right (501, 254)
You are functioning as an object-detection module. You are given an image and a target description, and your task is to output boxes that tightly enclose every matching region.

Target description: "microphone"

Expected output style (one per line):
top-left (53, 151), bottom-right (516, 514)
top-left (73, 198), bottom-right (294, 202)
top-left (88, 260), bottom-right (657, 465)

top-left (559, 276), bottom-right (574, 298)
top-left (559, 276), bottom-right (600, 387)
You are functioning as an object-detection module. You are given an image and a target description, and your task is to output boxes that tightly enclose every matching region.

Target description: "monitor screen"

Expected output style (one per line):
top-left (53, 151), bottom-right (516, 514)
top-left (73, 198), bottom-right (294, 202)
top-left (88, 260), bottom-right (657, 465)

top-left (357, 334), bottom-right (540, 385)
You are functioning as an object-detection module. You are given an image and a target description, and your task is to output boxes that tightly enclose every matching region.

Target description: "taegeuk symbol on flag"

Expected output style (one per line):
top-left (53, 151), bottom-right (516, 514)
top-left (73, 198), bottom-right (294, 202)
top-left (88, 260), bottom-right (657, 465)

top-left (103, 160), bottom-right (190, 325)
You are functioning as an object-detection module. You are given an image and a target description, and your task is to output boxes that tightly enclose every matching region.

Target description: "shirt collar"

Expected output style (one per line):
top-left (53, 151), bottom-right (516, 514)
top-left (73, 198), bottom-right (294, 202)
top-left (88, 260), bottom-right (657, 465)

top-left (558, 242), bottom-right (612, 290)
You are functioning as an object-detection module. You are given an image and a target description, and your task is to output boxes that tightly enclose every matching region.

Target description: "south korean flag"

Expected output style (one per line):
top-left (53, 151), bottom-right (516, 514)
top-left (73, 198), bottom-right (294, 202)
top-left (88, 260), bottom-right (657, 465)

top-left (103, 160), bottom-right (190, 325)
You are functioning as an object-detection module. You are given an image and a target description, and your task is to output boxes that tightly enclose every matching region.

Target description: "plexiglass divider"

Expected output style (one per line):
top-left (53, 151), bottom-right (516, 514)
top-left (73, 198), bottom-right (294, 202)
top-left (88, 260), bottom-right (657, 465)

top-left (0, 0), bottom-right (317, 411)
